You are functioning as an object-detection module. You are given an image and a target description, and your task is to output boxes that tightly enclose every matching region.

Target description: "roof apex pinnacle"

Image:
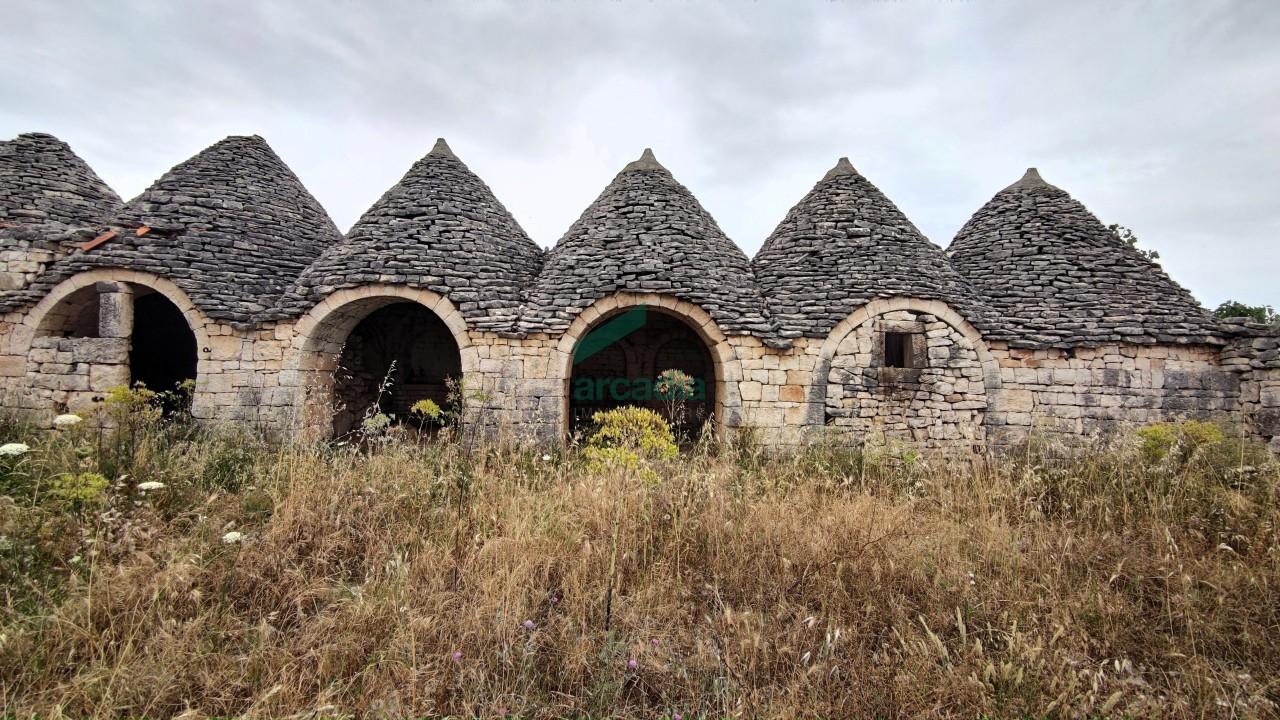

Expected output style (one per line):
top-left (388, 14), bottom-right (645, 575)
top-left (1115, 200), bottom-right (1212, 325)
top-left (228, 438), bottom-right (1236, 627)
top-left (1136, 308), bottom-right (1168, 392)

top-left (822, 156), bottom-right (858, 181)
top-left (622, 147), bottom-right (667, 173)
top-left (428, 137), bottom-right (456, 159)
top-left (1003, 167), bottom-right (1050, 192)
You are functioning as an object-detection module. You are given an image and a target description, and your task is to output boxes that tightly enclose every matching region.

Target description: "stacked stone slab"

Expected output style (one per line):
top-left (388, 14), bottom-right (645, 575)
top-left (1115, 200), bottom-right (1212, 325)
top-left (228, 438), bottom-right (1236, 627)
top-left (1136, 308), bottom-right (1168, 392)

top-left (1219, 318), bottom-right (1280, 451)
top-left (753, 157), bottom-right (1004, 340)
top-left (519, 149), bottom-right (778, 340)
top-left (0, 135), bottom-right (342, 325)
top-left (0, 133), bottom-right (123, 291)
top-left (271, 138), bottom-right (543, 332)
top-left (0, 132), bottom-right (121, 227)
top-left (947, 168), bottom-right (1223, 348)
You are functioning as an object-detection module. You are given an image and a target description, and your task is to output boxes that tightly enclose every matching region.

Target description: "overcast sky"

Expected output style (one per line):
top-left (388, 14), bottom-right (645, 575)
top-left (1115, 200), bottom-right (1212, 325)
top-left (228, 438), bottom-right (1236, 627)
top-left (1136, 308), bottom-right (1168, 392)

top-left (2, 0), bottom-right (1276, 309)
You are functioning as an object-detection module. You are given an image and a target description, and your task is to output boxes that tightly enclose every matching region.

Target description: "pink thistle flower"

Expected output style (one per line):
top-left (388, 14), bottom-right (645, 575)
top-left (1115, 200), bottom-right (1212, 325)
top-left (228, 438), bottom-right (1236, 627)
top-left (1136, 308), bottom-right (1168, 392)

top-left (521, 619), bottom-right (535, 631)
top-left (627, 658), bottom-right (638, 670)
top-left (451, 650), bottom-right (463, 662)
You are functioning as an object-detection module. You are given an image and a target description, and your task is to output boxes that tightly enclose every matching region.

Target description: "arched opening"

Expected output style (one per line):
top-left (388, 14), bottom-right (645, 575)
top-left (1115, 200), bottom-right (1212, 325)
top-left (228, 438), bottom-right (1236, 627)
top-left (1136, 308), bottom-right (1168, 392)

top-left (331, 301), bottom-right (462, 439)
top-left (821, 303), bottom-right (989, 449)
top-left (27, 276), bottom-right (202, 417)
top-left (36, 284), bottom-right (102, 338)
top-left (568, 306), bottom-right (716, 440)
top-left (130, 289), bottom-right (198, 404)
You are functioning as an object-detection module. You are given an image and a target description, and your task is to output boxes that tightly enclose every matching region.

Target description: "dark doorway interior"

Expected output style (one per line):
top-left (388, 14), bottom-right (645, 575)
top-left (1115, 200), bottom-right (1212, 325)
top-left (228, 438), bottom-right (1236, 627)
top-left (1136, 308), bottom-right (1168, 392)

top-left (130, 290), bottom-right (198, 409)
top-left (569, 309), bottom-right (714, 440)
top-left (332, 302), bottom-right (462, 439)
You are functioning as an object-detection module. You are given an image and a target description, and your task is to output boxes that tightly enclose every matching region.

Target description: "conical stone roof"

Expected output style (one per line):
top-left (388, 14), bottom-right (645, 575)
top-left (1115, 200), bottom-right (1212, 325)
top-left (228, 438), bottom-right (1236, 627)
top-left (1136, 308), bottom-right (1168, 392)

top-left (947, 168), bottom-right (1222, 347)
top-left (0, 132), bottom-right (121, 227)
top-left (519, 149), bottom-right (777, 338)
top-left (3, 135), bottom-right (342, 324)
top-left (754, 157), bottom-right (1002, 338)
top-left (271, 139), bottom-right (543, 331)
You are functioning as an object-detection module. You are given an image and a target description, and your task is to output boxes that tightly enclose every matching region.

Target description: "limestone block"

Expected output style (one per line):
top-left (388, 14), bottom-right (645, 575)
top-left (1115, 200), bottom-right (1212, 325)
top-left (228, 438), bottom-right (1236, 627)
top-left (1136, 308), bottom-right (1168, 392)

top-left (207, 336), bottom-right (244, 361)
top-left (779, 384), bottom-right (805, 403)
top-left (748, 407), bottom-right (783, 427)
top-left (57, 374), bottom-right (89, 392)
top-left (992, 389), bottom-right (1034, 413)
top-left (89, 364), bottom-right (129, 391)
top-left (1259, 386), bottom-right (1280, 408)
top-left (0, 355), bottom-right (25, 377)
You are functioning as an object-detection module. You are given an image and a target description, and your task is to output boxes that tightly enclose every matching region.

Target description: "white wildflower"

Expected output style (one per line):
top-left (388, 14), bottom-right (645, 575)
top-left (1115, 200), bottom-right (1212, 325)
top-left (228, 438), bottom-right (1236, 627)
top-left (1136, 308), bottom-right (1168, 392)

top-left (53, 414), bottom-right (83, 428)
top-left (136, 481), bottom-right (166, 492)
top-left (221, 531), bottom-right (244, 545)
top-left (0, 443), bottom-right (30, 457)
top-left (541, 454), bottom-right (552, 462)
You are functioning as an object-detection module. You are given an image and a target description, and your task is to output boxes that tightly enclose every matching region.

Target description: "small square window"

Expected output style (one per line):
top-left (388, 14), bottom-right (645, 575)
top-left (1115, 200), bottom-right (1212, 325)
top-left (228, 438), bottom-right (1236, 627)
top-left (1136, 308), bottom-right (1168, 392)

top-left (884, 332), bottom-right (912, 368)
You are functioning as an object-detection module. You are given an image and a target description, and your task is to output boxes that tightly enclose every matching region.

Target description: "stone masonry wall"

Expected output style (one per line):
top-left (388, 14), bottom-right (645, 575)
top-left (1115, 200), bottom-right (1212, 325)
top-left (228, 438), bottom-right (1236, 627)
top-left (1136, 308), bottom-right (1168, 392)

top-left (985, 343), bottom-right (1243, 447)
top-left (824, 309), bottom-right (987, 449)
top-left (1221, 330), bottom-right (1280, 452)
top-left (1, 282), bottom-right (1272, 453)
top-left (0, 234), bottom-right (80, 291)
top-left (1251, 369), bottom-right (1280, 453)
top-left (19, 336), bottom-right (129, 416)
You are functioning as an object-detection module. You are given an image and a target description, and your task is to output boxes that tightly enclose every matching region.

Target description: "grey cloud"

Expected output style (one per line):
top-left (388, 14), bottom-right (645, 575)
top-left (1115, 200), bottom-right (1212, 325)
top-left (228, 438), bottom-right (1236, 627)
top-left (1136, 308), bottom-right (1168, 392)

top-left (1, 0), bottom-right (1276, 309)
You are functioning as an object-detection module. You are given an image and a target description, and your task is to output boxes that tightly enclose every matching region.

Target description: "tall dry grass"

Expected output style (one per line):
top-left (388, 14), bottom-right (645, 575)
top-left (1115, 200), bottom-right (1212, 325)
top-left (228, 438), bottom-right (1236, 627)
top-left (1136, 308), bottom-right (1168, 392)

top-left (0, 413), bottom-right (1277, 718)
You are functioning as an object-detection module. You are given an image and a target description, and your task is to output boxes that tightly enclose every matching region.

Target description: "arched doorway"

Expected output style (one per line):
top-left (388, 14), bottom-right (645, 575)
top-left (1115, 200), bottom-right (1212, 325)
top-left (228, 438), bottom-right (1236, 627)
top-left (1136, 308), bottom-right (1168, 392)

top-left (568, 306), bottom-right (716, 439)
top-left (330, 301), bottom-right (462, 439)
top-left (28, 276), bottom-right (202, 416)
top-left (130, 289), bottom-right (198, 403)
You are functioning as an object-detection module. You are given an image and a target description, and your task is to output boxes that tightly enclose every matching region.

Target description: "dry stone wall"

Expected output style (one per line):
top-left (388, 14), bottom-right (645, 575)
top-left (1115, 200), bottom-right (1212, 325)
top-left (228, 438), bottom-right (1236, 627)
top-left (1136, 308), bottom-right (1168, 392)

top-left (985, 343), bottom-right (1243, 446)
top-left (19, 336), bottom-right (129, 415)
top-left (0, 280), bottom-right (1274, 453)
top-left (824, 309), bottom-right (987, 448)
top-left (1221, 326), bottom-right (1280, 452)
top-left (0, 232), bottom-right (85, 291)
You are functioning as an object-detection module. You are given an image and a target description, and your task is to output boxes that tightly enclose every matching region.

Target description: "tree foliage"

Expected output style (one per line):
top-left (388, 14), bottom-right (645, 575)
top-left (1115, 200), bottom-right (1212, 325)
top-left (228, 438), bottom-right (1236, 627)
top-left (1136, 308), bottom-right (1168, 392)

top-left (1212, 300), bottom-right (1278, 324)
top-left (1107, 223), bottom-right (1159, 262)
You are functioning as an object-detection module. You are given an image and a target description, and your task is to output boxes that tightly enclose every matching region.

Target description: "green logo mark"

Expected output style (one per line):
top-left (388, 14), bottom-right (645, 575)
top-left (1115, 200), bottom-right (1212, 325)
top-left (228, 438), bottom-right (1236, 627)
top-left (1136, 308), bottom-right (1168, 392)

top-left (573, 305), bottom-right (649, 366)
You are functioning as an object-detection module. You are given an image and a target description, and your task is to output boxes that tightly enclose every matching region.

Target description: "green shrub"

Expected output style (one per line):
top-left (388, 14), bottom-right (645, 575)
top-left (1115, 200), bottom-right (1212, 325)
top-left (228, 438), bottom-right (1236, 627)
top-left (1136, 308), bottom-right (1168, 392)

top-left (583, 406), bottom-right (678, 481)
top-left (47, 471), bottom-right (108, 513)
top-left (1136, 420), bottom-right (1225, 464)
top-left (410, 398), bottom-right (442, 422)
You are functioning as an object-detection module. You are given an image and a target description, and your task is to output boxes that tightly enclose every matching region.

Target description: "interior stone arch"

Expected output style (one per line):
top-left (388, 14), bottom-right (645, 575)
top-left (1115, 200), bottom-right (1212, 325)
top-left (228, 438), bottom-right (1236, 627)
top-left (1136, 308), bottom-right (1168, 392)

top-left (19, 270), bottom-right (207, 416)
top-left (286, 286), bottom-right (474, 440)
top-left (567, 310), bottom-right (715, 438)
top-left (552, 292), bottom-right (740, 441)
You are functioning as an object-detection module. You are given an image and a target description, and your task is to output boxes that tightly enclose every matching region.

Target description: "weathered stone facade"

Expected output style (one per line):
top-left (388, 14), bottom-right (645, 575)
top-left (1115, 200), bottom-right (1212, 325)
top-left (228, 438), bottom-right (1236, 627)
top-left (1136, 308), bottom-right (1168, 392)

top-left (824, 308), bottom-right (988, 448)
top-left (1, 132), bottom-right (1277, 452)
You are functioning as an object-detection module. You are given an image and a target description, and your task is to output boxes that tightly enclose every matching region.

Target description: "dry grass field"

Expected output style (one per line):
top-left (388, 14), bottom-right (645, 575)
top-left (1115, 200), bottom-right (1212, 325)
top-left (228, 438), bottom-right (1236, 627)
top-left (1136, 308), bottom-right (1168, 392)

top-left (0, 395), bottom-right (1277, 719)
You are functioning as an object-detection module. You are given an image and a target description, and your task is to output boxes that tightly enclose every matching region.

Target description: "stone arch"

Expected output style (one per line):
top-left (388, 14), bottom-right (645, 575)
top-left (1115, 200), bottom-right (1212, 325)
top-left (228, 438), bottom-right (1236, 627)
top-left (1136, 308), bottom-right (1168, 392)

top-left (19, 270), bottom-right (212, 415)
top-left (552, 292), bottom-right (741, 439)
top-left (32, 284), bottom-right (101, 338)
top-left (285, 285), bottom-right (476, 439)
top-left (814, 297), bottom-right (1001, 448)
top-left (23, 269), bottom-right (213, 350)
